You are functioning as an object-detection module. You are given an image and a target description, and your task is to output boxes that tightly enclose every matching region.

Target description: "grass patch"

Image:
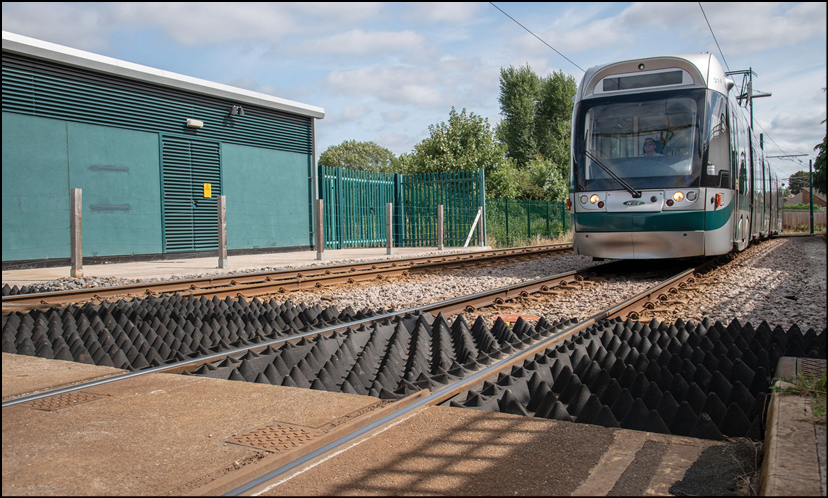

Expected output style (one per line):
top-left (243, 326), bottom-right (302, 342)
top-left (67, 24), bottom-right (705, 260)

top-left (487, 230), bottom-right (573, 248)
top-left (786, 223), bottom-right (828, 233)
top-left (771, 371), bottom-right (827, 423)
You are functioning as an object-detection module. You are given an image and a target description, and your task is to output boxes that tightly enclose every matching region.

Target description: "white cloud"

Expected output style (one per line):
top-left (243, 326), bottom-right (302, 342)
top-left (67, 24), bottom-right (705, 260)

top-left (1, 3), bottom-right (110, 51)
top-left (382, 110), bottom-right (408, 123)
top-left (689, 2), bottom-right (827, 55)
top-left (324, 66), bottom-right (448, 107)
top-left (403, 2), bottom-right (486, 24)
top-left (290, 29), bottom-right (426, 56)
top-left (2, 2), bottom-right (389, 49)
top-left (340, 104), bottom-right (372, 121)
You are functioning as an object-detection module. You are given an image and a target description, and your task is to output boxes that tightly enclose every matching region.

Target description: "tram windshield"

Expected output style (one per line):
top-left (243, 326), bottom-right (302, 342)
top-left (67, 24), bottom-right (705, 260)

top-left (573, 89), bottom-right (705, 192)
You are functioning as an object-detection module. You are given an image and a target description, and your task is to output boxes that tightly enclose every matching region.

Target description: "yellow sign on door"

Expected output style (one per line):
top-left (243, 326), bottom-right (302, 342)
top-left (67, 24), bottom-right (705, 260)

top-left (203, 183), bottom-right (211, 198)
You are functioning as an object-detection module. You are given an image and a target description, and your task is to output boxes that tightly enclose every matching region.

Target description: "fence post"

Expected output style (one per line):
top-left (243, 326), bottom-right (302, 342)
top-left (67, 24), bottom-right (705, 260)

top-left (437, 204), bottom-right (444, 250)
top-left (505, 198), bottom-right (509, 247)
top-left (809, 159), bottom-right (814, 234)
top-left (478, 168), bottom-right (486, 247)
top-left (478, 205), bottom-right (485, 247)
top-left (336, 167), bottom-right (344, 249)
top-left (386, 202), bottom-right (393, 255)
top-left (316, 198), bottom-right (325, 260)
top-left (217, 195), bottom-right (228, 268)
top-left (70, 188), bottom-right (83, 278)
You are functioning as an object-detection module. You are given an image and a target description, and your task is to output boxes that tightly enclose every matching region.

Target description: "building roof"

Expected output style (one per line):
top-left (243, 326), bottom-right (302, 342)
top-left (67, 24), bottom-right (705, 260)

top-left (2, 31), bottom-right (325, 119)
top-left (785, 189), bottom-right (827, 207)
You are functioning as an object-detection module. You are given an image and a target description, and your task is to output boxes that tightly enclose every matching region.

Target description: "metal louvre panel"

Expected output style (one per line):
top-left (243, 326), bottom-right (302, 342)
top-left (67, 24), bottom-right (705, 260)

top-left (161, 137), bottom-right (221, 253)
top-left (2, 53), bottom-right (312, 155)
top-left (190, 140), bottom-right (221, 251)
top-left (162, 137), bottom-right (195, 252)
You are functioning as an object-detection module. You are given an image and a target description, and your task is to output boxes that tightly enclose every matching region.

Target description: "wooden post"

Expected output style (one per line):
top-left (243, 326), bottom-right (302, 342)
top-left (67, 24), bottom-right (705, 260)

top-left (386, 202), bottom-right (393, 255)
top-left (316, 199), bottom-right (325, 260)
top-left (437, 204), bottom-right (444, 250)
top-left (70, 188), bottom-right (83, 278)
top-left (217, 195), bottom-right (228, 268)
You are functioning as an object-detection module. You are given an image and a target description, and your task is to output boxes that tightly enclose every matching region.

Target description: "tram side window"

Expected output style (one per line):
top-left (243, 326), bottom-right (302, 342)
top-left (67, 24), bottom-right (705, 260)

top-left (704, 92), bottom-right (731, 187)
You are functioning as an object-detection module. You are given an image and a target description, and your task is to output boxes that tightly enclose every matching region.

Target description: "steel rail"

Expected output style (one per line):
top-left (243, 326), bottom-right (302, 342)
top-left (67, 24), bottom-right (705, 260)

top-left (221, 259), bottom-right (716, 496)
top-left (2, 255), bottom-right (709, 409)
top-left (1, 258), bottom-right (605, 408)
top-left (2, 243), bottom-right (572, 312)
top-left (2, 256), bottom-right (722, 496)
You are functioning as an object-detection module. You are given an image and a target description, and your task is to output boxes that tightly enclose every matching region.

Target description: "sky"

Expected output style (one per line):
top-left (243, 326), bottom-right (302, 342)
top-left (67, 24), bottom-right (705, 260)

top-left (2, 2), bottom-right (826, 184)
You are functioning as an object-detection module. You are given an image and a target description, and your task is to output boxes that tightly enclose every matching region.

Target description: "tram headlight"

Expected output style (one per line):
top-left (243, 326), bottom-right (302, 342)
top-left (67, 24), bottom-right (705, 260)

top-left (672, 192), bottom-right (685, 202)
top-left (589, 194), bottom-right (600, 204)
top-left (686, 191), bottom-right (697, 201)
top-left (580, 195), bottom-right (588, 204)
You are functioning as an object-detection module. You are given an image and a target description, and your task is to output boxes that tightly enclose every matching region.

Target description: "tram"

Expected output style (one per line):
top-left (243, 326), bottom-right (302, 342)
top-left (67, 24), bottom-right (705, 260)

top-left (568, 53), bottom-right (783, 259)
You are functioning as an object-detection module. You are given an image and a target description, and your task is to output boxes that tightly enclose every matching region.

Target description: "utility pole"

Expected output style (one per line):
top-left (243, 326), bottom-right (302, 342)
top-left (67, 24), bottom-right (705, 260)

top-left (809, 159), bottom-right (814, 234)
top-left (726, 68), bottom-right (771, 129)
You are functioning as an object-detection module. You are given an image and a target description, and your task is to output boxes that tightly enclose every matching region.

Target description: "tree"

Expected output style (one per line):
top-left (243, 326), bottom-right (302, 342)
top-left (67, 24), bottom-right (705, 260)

top-left (814, 122), bottom-right (827, 195)
top-left (496, 65), bottom-right (539, 169)
top-left (318, 140), bottom-right (399, 172)
top-left (788, 170), bottom-right (811, 195)
top-left (400, 107), bottom-right (519, 199)
top-left (535, 70), bottom-right (578, 164)
top-left (496, 65), bottom-right (577, 200)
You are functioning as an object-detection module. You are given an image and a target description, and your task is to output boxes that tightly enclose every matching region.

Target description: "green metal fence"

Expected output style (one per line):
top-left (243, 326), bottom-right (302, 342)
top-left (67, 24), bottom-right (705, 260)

top-left (486, 198), bottom-right (570, 247)
top-left (320, 166), bottom-right (485, 249)
top-left (400, 170), bottom-right (485, 247)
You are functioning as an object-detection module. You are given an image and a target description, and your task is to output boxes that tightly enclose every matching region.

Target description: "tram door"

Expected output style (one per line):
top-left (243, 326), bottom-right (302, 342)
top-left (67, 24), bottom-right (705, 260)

top-left (160, 136), bottom-right (222, 253)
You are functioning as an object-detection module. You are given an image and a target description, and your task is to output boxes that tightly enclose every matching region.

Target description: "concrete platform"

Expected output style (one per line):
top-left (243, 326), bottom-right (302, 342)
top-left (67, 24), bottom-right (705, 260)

top-left (2, 353), bottom-right (385, 496)
top-left (0, 353), bottom-right (775, 496)
top-left (761, 357), bottom-right (827, 496)
top-left (1, 246), bottom-right (491, 288)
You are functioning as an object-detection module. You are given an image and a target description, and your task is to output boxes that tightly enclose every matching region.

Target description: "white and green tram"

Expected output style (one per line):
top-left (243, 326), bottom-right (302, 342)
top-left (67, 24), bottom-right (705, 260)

top-left (569, 53), bottom-right (782, 259)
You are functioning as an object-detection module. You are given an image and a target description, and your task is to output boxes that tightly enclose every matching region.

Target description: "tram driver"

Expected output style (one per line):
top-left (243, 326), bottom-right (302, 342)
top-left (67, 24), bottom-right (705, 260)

top-left (642, 137), bottom-right (664, 156)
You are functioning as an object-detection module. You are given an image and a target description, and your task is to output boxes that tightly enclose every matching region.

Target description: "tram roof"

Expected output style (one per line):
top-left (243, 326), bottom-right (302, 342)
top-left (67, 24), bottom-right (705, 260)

top-left (575, 53), bottom-right (729, 101)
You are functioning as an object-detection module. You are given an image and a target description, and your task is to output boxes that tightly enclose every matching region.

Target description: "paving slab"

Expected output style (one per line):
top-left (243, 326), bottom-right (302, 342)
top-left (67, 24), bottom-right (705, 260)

top-left (760, 383), bottom-right (826, 496)
top-left (254, 406), bottom-right (720, 496)
top-left (2, 353), bottom-right (126, 399)
top-left (3, 351), bottom-right (824, 496)
top-left (2, 354), bottom-right (382, 496)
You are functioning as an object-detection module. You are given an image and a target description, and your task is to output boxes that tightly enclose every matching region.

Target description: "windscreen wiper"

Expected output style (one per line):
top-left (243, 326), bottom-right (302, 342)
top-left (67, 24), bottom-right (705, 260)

top-left (583, 150), bottom-right (642, 198)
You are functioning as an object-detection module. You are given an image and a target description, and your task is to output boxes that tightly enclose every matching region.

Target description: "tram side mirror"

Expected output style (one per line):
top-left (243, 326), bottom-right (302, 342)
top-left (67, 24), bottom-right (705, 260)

top-left (719, 171), bottom-right (731, 188)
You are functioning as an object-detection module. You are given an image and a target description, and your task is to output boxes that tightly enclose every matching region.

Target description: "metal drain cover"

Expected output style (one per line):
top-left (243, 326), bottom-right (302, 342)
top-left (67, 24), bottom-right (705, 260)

top-left (28, 391), bottom-right (108, 411)
top-left (227, 423), bottom-right (322, 452)
top-left (798, 358), bottom-right (827, 379)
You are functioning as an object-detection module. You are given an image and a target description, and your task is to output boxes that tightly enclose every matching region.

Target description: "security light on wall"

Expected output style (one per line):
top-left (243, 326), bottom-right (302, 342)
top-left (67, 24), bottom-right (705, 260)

top-left (230, 105), bottom-right (245, 116)
top-left (186, 118), bottom-right (204, 128)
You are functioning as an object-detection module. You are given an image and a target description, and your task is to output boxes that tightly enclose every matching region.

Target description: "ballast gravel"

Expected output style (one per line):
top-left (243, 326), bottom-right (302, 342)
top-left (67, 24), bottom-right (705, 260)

top-left (12, 237), bottom-right (826, 333)
top-left (285, 236), bottom-right (826, 332)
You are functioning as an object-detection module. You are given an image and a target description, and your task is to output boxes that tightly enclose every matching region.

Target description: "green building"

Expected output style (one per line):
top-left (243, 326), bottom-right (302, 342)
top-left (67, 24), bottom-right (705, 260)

top-left (2, 31), bottom-right (325, 267)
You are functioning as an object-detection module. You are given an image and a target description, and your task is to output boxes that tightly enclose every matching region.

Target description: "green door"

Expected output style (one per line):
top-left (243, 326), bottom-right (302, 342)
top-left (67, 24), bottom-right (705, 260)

top-left (161, 136), bottom-right (221, 252)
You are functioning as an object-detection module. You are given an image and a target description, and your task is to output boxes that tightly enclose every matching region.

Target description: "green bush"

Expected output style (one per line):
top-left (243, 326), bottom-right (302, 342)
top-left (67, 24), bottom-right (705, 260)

top-left (784, 203), bottom-right (825, 210)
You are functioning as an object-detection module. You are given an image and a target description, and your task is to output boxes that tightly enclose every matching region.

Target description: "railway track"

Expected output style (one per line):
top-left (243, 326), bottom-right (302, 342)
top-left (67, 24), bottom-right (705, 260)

top-left (3, 254), bottom-right (728, 496)
top-left (1, 243), bottom-right (572, 313)
top-left (207, 258), bottom-right (720, 495)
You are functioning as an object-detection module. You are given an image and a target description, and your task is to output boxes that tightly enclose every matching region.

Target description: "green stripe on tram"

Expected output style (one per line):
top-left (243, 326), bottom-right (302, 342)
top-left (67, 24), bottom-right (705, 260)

top-left (576, 198), bottom-right (733, 232)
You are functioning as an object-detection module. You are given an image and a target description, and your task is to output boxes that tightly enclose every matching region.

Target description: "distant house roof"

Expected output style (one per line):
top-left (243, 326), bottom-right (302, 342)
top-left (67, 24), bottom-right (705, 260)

top-left (785, 189), bottom-right (827, 207)
top-left (2, 30), bottom-right (325, 119)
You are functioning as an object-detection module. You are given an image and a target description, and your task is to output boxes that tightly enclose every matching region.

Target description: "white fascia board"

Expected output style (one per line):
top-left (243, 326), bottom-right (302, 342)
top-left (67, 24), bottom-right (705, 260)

top-left (2, 30), bottom-right (325, 119)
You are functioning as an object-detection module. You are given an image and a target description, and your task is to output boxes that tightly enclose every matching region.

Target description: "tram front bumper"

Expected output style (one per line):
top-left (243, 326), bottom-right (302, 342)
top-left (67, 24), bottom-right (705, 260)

top-left (574, 231), bottom-right (705, 259)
